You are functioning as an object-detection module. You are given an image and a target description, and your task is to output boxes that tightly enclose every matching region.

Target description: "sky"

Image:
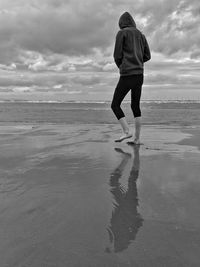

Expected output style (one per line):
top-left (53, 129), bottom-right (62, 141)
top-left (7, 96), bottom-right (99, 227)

top-left (0, 0), bottom-right (200, 102)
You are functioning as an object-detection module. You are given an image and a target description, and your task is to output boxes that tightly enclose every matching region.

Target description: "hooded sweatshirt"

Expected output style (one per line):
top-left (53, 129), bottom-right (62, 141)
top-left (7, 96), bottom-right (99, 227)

top-left (114, 12), bottom-right (151, 76)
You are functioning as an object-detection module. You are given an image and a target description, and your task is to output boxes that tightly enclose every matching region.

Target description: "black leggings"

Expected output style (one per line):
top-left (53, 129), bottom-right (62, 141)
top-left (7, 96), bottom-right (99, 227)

top-left (111, 74), bottom-right (143, 120)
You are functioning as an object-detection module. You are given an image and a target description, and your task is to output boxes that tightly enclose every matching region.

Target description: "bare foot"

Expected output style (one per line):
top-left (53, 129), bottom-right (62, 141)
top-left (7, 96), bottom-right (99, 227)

top-left (115, 132), bottom-right (132, 142)
top-left (127, 139), bottom-right (143, 145)
top-left (134, 139), bottom-right (143, 145)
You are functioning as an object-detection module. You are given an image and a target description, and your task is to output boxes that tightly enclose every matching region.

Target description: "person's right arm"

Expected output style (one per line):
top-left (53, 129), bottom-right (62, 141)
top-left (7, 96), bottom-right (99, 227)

top-left (113, 30), bottom-right (124, 68)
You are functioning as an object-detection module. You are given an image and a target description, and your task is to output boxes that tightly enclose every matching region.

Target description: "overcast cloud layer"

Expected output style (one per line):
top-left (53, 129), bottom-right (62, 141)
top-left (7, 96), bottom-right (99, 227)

top-left (0, 0), bottom-right (200, 101)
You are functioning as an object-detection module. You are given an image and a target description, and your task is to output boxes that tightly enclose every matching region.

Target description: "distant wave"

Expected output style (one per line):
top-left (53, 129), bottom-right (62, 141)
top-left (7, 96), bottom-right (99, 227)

top-left (0, 99), bottom-right (200, 104)
top-left (141, 100), bottom-right (200, 104)
top-left (0, 100), bottom-right (110, 104)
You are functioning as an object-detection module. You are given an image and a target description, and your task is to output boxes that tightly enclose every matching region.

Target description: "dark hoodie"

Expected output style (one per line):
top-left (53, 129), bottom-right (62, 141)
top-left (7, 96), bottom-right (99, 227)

top-left (114, 12), bottom-right (151, 76)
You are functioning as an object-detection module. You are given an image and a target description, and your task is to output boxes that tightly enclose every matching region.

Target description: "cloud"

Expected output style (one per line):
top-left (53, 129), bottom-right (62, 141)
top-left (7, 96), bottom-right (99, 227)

top-left (190, 50), bottom-right (200, 59)
top-left (0, 70), bottom-right (70, 88)
top-left (71, 75), bottom-right (101, 86)
top-left (0, 0), bottom-right (118, 65)
top-left (0, 63), bottom-right (16, 70)
top-left (0, 0), bottom-right (199, 101)
top-left (0, 0), bottom-right (199, 66)
top-left (145, 1), bottom-right (200, 56)
top-left (0, 87), bottom-right (13, 93)
top-left (102, 63), bottom-right (116, 71)
top-left (12, 86), bottom-right (34, 93)
top-left (0, 70), bottom-right (104, 95)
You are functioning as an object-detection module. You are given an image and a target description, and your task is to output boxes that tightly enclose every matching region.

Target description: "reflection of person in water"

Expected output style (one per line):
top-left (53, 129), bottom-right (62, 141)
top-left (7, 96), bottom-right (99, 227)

top-left (106, 145), bottom-right (143, 253)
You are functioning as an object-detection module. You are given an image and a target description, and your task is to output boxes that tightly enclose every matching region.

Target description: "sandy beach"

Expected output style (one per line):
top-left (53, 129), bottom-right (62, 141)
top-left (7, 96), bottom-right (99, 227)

top-left (0, 123), bottom-right (200, 267)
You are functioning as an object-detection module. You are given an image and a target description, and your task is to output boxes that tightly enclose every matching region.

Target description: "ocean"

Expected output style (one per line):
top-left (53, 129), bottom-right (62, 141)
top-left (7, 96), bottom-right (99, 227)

top-left (0, 101), bottom-right (200, 126)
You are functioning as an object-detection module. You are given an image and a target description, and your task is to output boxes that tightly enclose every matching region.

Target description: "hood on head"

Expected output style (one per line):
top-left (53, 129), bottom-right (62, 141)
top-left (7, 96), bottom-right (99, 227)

top-left (119, 12), bottom-right (136, 29)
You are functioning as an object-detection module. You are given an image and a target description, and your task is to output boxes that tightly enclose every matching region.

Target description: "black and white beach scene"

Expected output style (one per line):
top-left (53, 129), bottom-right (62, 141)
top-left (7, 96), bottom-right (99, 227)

top-left (0, 1), bottom-right (200, 266)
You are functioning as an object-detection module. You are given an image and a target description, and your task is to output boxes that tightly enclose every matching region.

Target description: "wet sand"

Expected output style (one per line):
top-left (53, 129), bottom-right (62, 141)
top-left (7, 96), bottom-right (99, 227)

top-left (0, 124), bottom-right (200, 267)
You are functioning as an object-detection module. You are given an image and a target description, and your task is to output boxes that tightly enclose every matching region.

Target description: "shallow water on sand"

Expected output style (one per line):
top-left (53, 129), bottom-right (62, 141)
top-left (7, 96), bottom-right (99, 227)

top-left (0, 124), bottom-right (200, 266)
top-left (1, 102), bottom-right (200, 125)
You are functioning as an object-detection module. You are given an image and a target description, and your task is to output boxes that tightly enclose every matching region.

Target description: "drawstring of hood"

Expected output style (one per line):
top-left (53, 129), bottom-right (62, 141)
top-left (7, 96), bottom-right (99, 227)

top-left (119, 12), bottom-right (136, 29)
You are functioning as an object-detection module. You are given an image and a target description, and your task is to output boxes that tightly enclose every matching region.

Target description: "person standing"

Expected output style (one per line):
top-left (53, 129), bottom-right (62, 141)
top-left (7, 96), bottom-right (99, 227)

top-left (111, 11), bottom-right (151, 143)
